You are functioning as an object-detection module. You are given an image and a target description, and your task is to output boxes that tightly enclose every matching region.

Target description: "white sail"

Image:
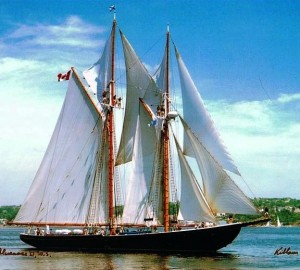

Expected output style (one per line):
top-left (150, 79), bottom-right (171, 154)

top-left (175, 47), bottom-right (240, 176)
top-left (116, 31), bottom-right (162, 165)
top-left (277, 216), bottom-right (282, 227)
top-left (173, 132), bottom-right (216, 222)
top-left (180, 116), bottom-right (257, 214)
top-left (83, 28), bottom-right (113, 104)
top-left (153, 39), bottom-right (168, 92)
top-left (86, 129), bottom-right (110, 224)
top-left (122, 106), bottom-right (162, 224)
top-left (14, 71), bottom-right (108, 224)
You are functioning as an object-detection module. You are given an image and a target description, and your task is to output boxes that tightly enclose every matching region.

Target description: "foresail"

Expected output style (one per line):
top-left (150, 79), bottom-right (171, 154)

top-left (175, 47), bottom-right (240, 175)
top-left (180, 116), bottom-right (257, 215)
top-left (14, 71), bottom-right (106, 225)
top-left (116, 31), bottom-right (162, 165)
top-left (173, 131), bottom-right (216, 223)
top-left (122, 103), bottom-right (163, 224)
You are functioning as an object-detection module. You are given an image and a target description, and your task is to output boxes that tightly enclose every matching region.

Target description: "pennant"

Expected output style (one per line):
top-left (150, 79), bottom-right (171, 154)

top-left (57, 70), bottom-right (71, 81)
top-left (109, 5), bottom-right (116, 12)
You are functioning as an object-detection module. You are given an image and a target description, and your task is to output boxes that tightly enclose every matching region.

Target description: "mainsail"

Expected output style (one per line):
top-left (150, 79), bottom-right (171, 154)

top-left (14, 70), bottom-right (106, 225)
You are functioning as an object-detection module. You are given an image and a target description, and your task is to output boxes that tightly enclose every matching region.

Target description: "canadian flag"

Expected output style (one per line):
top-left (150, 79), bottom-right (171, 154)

top-left (57, 70), bottom-right (71, 81)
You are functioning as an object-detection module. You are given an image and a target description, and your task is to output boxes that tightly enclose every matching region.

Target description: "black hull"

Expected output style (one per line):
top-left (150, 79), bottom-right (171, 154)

top-left (20, 219), bottom-right (269, 253)
top-left (18, 222), bottom-right (249, 254)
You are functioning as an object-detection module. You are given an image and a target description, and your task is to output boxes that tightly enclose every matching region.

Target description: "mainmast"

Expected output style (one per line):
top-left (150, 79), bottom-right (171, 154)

top-left (108, 18), bottom-right (116, 234)
top-left (163, 26), bottom-right (170, 232)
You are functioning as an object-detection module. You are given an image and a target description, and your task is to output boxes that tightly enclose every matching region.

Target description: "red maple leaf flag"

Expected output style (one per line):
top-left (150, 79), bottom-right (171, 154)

top-left (57, 70), bottom-right (71, 81)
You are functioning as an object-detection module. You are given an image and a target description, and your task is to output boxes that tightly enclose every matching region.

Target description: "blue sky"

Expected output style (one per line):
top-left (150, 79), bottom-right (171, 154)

top-left (0, 0), bottom-right (299, 205)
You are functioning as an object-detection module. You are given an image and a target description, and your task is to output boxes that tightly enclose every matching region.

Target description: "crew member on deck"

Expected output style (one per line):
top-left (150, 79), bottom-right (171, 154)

top-left (264, 207), bottom-right (270, 218)
top-left (227, 214), bottom-right (234, 224)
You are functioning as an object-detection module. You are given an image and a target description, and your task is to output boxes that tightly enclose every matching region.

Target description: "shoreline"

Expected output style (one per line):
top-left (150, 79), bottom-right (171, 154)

top-left (1, 224), bottom-right (300, 229)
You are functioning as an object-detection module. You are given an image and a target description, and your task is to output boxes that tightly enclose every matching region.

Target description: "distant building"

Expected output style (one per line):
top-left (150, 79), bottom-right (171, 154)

top-left (277, 206), bottom-right (294, 212)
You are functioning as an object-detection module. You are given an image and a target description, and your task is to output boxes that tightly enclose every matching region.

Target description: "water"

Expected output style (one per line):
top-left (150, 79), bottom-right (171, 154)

top-left (0, 226), bottom-right (299, 269)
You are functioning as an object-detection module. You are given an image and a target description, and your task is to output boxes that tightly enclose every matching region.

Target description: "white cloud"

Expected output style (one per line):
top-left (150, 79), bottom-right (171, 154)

top-left (277, 93), bottom-right (300, 104)
top-left (0, 57), bottom-right (64, 204)
top-left (0, 16), bottom-right (106, 205)
top-left (0, 86), bottom-right (63, 205)
top-left (0, 16), bottom-right (108, 77)
top-left (0, 57), bottom-right (46, 81)
top-left (206, 95), bottom-right (300, 198)
top-left (7, 16), bottom-right (105, 49)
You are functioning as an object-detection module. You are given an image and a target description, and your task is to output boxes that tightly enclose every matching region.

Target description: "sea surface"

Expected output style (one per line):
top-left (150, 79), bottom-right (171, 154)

top-left (0, 226), bottom-right (299, 269)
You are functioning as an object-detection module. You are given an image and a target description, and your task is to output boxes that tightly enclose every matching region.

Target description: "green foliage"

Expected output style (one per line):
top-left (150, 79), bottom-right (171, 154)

top-left (233, 198), bottom-right (300, 225)
top-left (1, 198), bottom-right (300, 225)
top-left (114, 205), bottom-right (124, 217)
top-left (277, 209), bottom-right (300, 226)
top-left (0, 205), bottom-right (20, 221)
top-left (253, 197), bottom-right (300, 209)
top-left (169, 201), bottom-right (180, 216)
top-left (233, 214), bottom-right (261, 223)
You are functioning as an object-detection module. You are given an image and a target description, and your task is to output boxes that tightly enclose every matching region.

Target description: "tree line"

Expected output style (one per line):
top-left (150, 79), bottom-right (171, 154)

top-left (1, 197), bottom-right (299, 225)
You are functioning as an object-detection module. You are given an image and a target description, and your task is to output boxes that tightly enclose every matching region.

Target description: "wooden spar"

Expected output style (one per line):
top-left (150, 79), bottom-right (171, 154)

top-left (165, 27), bottom-right (170, 115)
top-left (71, 67), bottom-right (104, 119)
top-left (163, 27), bottom-right (170, 232)
top-left (10, 222), bottom-right (110, 227)
top-left (139, 98), bottom-right (156, 119)
top-left (140, 28), bottom-right (171, 233)
top-left (10, 220), bottom-right (165, 228)
top-left (108, 19), bottom-right (116, 234)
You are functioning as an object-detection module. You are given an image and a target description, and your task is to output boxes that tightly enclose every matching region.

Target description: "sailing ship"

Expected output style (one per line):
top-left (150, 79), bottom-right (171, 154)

top-left (277, 216), bottom-right (282, 227)
top-left (13, 17), bottom-right (269, 253)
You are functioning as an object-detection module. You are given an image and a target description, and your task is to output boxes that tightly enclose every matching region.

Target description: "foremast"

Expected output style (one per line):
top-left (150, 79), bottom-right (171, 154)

top-left (108, 18), bottom-right (116, 234)
top-left (162, 26), bottom-right (170, 232)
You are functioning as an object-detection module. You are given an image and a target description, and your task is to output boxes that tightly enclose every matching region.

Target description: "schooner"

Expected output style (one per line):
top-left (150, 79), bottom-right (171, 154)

top-left (13, 17), bottom-right (269, 253)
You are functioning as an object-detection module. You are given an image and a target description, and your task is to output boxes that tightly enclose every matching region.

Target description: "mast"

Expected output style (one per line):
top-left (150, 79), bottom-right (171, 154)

top-left (163, 26), bottom-right (170, 232)
top-left (108, 18), bottom-right (116, 234)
